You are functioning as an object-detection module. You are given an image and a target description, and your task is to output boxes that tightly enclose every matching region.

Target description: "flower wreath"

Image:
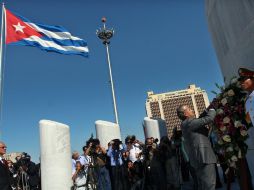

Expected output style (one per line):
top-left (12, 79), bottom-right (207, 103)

top-left (211, 77), bottom-right (253, 169)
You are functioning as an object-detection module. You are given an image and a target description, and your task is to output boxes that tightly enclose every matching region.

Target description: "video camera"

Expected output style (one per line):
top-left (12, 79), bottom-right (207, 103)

top-left (86, 137), bottom-right (100, 156)
top-left (125, 135), bottom-right (136, 144)
top-left (111, 139), bottom-right (123, 150)
top-left (14, 152), bottom-right (31, 171)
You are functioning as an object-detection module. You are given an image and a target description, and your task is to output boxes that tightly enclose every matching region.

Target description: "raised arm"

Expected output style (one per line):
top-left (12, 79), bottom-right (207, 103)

top-left (189, 109), bottom-right (216, 131)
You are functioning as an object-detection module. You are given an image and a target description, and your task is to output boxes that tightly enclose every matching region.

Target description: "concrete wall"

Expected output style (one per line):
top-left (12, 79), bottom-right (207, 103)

top-left (39, 120), bottom-right (72, 190)
top-left (143, 117), bottom-right (168, 142)
top-left (95, 120), bottom-right (121, 148)
top-left (206, 0), bottom-right (254, 83)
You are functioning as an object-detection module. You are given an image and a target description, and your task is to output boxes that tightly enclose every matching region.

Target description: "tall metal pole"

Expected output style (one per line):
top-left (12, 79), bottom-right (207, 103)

top-left (0, 3), bottom-right (5, 139)
top-left (96, 17), bottom-right (119, 125)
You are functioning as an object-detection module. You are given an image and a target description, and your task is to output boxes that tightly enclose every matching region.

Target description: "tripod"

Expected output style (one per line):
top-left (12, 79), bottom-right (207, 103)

top-left (16, 167), bottom-right (30, 190)
top-left (85, 155), bottom-right (99, 190)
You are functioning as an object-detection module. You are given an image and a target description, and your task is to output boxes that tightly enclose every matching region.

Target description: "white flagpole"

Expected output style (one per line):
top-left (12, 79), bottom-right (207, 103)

top-left (96, 18), bottom-right (119, 125)
top-left (0, 3), bottom-right (5, 139)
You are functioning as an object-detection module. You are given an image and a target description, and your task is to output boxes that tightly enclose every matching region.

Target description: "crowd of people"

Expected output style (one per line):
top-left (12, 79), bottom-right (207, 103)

top-left (0, 68), bottom-right (253, 190)
top-left (0, 132), bottom-right (233, 190)
top-left (71, 134), bottom-right (186, 190)
top-left (0, 142), bottom-right (41, 190)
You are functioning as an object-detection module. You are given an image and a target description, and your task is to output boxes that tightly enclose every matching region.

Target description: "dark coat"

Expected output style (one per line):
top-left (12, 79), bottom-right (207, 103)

top-left (0, 161), bottom-right (12, 190)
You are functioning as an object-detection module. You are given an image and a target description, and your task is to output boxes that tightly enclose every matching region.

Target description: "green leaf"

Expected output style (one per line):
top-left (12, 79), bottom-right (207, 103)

top-left (215, 83), bottom-right (221, 89)
top-left (211, 90), bottom-right (217, 95)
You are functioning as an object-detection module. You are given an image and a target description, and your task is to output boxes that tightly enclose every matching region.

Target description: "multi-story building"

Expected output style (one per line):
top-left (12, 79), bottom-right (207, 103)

top-left (4, 152), bottom-right (22, 163)
top-left (145, 84), bottom-right (210, 137)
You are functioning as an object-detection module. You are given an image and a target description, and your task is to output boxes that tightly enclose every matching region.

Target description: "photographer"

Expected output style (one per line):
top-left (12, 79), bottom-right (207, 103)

top-left (85, 138), bottom-right (111, 190)
top-left (83, 138), bottom-right (100, 189)
top-left (127, 136), bottom-right (144, 164)
top-left (95, 143), bottom-right (111, 190)
top-left (143, 137), bottom-right (157, 189)
top-left (107, 139), bottom-right (128, 190)
top-left (14, 153), bottom-right (40, 190)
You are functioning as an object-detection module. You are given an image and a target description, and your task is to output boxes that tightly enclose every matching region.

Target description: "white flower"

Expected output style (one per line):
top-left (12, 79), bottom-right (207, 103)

top-left (226, 146), bottom-right (234, 152)
top-left (234, 121), bottom-right (242, 128)
top-left (231, 155), bottom-right (238, 162)
top-left (227, 89), bottom-right (235, 97)
top-left (236, 81), bottom-right (241, 88)
top-left (240, 130), bottom-right (248, 136)
top-left (222, 135), bottom-right (231, 142)
top-left (218, 139), bottom-right (224, 145)
top-left (223, 117), bottom-right (231, 124)
top-left (221, 98), bottom-right (228, 106)
top-left (230, 78), bottom-right (238, 84)
top-left (216, 109), bottom-right (224, 115)
top-left (220, 125), bottom-right (227, 132)
top-left (238, 150), bottom-right (242, 159)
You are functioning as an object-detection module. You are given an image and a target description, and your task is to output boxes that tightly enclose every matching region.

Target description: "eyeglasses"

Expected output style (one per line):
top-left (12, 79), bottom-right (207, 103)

top-left (0, 146), bottom-right (7, 149)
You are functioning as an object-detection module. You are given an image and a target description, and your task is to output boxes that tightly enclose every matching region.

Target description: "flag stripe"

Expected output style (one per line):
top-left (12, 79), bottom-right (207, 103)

top-left (41, 36), bottom-right (87, 48)
top-left (27, 22), bottom-right (83, 41)
top-left (26, 35), bottom-right (88, 52)
top-left (9, 35), bottom-right (89, 56)
top-left (10, 40), bottom-right (88, 56)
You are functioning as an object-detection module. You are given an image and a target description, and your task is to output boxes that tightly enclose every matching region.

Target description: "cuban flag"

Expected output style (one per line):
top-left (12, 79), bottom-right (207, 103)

top-left (4, 8), bottom-right (89, 57)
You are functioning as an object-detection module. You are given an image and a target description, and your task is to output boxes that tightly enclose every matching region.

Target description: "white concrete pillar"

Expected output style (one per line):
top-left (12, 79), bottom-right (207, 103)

top-left (143, 117), bottom-right (167, 142)
top-left (39, 120), bottom-right (72, 190)
top-left (95, 120), bottom-right (121, 148)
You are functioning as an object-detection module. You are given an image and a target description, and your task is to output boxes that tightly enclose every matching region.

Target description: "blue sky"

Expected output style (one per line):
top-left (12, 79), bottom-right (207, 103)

top-left (0, 0), bottom-right (223, 162)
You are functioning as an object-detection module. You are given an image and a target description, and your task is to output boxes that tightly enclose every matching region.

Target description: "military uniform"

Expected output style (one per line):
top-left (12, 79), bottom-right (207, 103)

top-left (245, 90), bottom-right (254, 187)
top-left (239, 68), bottom-right (254, 187)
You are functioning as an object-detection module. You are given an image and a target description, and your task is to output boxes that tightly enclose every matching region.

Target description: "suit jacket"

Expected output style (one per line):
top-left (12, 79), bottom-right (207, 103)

top-left (181, 109), bottom-right (217, 169)
top-left (0, 160), bottom-right (12, 190)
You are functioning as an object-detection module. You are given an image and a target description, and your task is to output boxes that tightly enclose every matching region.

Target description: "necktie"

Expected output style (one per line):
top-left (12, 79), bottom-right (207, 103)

top-left (1, 159), bottom-right (8, 167)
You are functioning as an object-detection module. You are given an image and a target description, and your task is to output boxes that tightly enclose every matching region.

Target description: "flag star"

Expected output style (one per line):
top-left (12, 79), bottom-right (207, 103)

top-left (13, 22), bottom-right (26, 33)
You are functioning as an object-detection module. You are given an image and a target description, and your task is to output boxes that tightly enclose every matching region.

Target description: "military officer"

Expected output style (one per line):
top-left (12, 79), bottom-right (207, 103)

top-left (238, 67), bottom-right (254, 187)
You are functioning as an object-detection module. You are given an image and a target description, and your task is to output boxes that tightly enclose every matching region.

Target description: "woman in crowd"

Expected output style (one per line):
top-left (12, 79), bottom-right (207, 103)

top-left (72, 161), bottom-right (87, 190)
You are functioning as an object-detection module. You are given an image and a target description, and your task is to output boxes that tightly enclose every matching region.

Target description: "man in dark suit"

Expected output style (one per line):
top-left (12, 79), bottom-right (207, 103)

top-left (0, 141), bottom-right (12, 190)
top-left (177, 105), bottom-right (217, 190)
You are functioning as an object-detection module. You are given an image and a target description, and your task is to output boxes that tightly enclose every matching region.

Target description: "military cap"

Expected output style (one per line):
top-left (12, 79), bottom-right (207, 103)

top-left (238, 68), bottom-right (254, 81)
top-left (238, 68), bottom-right (254, 77)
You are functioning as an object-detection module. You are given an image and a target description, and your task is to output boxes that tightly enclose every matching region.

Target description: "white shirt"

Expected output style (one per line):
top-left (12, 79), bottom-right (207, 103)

top-left (78, 155), bottom-right (91, 172)
top-left (72, 158), bottom-right (77, 175)
top-left (74, 170), bottom-right (87, 190)
top-left (129, 144), bottom-right (142, 163)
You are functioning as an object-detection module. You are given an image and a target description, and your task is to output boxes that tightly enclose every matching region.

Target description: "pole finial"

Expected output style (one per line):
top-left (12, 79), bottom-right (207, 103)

top-left (96, 18), bottom-right (114, 44)
top-left (101, 17), bottom-right (106, 23)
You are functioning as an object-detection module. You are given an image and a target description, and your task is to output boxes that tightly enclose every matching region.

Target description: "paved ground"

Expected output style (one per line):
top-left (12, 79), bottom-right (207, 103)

top-left (181, 166), bottom-right (240, 190)
top-left (182, 180), bottom-right (240, 190)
